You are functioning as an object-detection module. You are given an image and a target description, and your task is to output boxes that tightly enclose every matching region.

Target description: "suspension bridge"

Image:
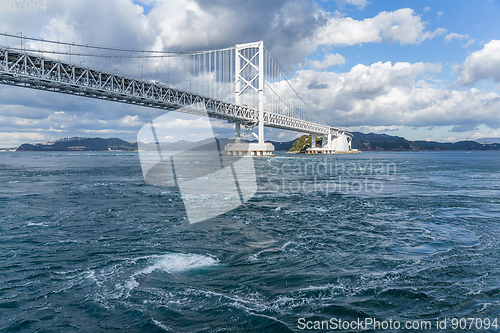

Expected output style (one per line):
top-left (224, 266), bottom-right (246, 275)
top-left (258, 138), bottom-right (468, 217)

top-left (0, 33), bottom-right (353, 155)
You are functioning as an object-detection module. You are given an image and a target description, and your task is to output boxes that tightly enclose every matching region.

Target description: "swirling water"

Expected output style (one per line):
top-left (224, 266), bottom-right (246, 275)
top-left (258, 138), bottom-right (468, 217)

top-left (1, 151), bottom-right (499, 332)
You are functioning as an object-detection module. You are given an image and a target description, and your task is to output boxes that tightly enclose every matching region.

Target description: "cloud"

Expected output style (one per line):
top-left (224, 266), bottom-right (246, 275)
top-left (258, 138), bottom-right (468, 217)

top-left (437, 11), bottom-right (444, 19)
top-left (0, 0), bottom-right (328, 74)
top-left (450, 124), bottom-right (478, 132)
top-left (462, 38), bottom-right (475, 48)
top-left (445, 33), bottom-right (474, 48)
top-left (0, 132), bottom-right (48, 147)
top-left (310, 53), bottom-right (346, 69)
top-left (2, 0), bottom-right (154, 50)
top-left (445, 33), bottom-right (468, 43)
top-left (343, 125), bottom-right (403, 133)
top-left (149, 0), bottom-right (328, 72)
top-left (455, 40), bottom-right (500, 85)
top-left (335, 0), bottom-right (370, 10)
top-left (423, 6), bottom-right (431, 12)
top-left (288, 60), bottom-right (500, 131)
top-left (307, 82), bottom-right (329, 89)
top-left (316, 8), bottom-right (446, 46)
top-left (0, 2), bottom-right (444, 74)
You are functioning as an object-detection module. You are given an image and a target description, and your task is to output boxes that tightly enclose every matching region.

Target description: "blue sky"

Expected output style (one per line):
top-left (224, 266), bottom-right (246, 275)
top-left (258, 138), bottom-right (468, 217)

top-left (319, 3), bottom-right (467, 67)
top-left (1, 0), bottom-right (500, 146)
top-left (321, 0), bottom-right (500, 80)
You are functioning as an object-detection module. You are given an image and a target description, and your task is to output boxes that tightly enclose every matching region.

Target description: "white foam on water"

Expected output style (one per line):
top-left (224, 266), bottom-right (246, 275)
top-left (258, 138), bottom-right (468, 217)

top-left (280, 241), bottom-right (293, 251)
top-left (26, 222), bottom-right (49, 227)
top-left (124, 278), bottom-right (139, 291)
top-left (139, 253), bottom-right (220, 275)
top-left (103, 253), bottom-right (220, 300)
top-left (152, 319), bottom-right (170, 331)
top-left (85, 269), bottom-right (101, 287)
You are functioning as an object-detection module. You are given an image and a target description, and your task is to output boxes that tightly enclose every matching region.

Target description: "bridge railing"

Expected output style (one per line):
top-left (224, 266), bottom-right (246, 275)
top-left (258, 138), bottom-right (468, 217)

top-left (0, 47), bottom-right (258, 123)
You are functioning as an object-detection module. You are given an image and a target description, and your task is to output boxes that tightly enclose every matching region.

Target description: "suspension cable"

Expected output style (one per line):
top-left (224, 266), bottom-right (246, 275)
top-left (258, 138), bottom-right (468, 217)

top-left (0, 32), bottom-right (234, 56)
top-left (264, 46), bottom-right (326, 125)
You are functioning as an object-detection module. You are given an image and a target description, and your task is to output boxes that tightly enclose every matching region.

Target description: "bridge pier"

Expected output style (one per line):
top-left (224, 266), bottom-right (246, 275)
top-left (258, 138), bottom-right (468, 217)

top-left (225, 121), bottom-right (275, 156)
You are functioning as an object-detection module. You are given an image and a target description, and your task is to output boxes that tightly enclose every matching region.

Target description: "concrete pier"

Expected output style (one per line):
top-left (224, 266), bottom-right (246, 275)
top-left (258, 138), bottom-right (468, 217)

top-left (224, 142), bottom-right (275, 156)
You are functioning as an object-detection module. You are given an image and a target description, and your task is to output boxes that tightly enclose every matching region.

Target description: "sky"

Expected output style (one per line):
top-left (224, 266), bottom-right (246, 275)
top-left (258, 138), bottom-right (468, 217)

top-left (1, 0), bottom-right (500, 146)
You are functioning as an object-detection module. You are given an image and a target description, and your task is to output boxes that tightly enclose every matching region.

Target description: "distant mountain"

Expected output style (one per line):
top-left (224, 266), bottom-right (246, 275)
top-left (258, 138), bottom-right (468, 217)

top-left (16, 134), bottom-right (500, 153)
top-left (476, 137), bottom-right (500, 144)
top-left (351, 132), bottom-right (415, 151)
top-left (16, 137), bottom-right (137, 152)
top-left (412, 140), bottom-right (500, 151)
top-left (16, 137), bottom-right (296, 152)
top-left (350, 132), bottom-right (500, 151)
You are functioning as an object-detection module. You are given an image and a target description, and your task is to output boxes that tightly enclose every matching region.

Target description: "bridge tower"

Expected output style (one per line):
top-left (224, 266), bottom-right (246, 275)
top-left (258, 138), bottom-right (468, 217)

top-left (227, 41), bottom-right (275, 156)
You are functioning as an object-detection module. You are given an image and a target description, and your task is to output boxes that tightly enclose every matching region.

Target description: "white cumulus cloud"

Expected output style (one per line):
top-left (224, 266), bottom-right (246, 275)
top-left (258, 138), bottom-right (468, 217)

top-left (316, 8), bottom-right (446, 46)
top-left (444, 33), bottom-right (474, 48)
top-left (310, 53), bottom-right (346, 69)
top-left (455, 40), bottom-right (500, 85)
top-left (445, 33), bottom-right (468, 43)
top-left (335, 0), bottom-right (370, 9)
top-left (288, 60), bottom-right (500, 131)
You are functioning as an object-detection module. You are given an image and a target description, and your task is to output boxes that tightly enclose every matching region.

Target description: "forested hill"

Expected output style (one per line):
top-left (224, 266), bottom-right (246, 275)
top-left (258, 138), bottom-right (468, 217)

top-left (13, 134), bottom-right (500, 152)
top-left (350, 132), bottom-right (500, 151)
top-left (16, 138), bottom-right (137, 151)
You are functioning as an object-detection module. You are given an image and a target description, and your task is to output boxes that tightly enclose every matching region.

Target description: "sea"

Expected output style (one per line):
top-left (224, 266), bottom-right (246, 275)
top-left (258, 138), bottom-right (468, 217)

top-left (1, 151), bottom-right (499, 332)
